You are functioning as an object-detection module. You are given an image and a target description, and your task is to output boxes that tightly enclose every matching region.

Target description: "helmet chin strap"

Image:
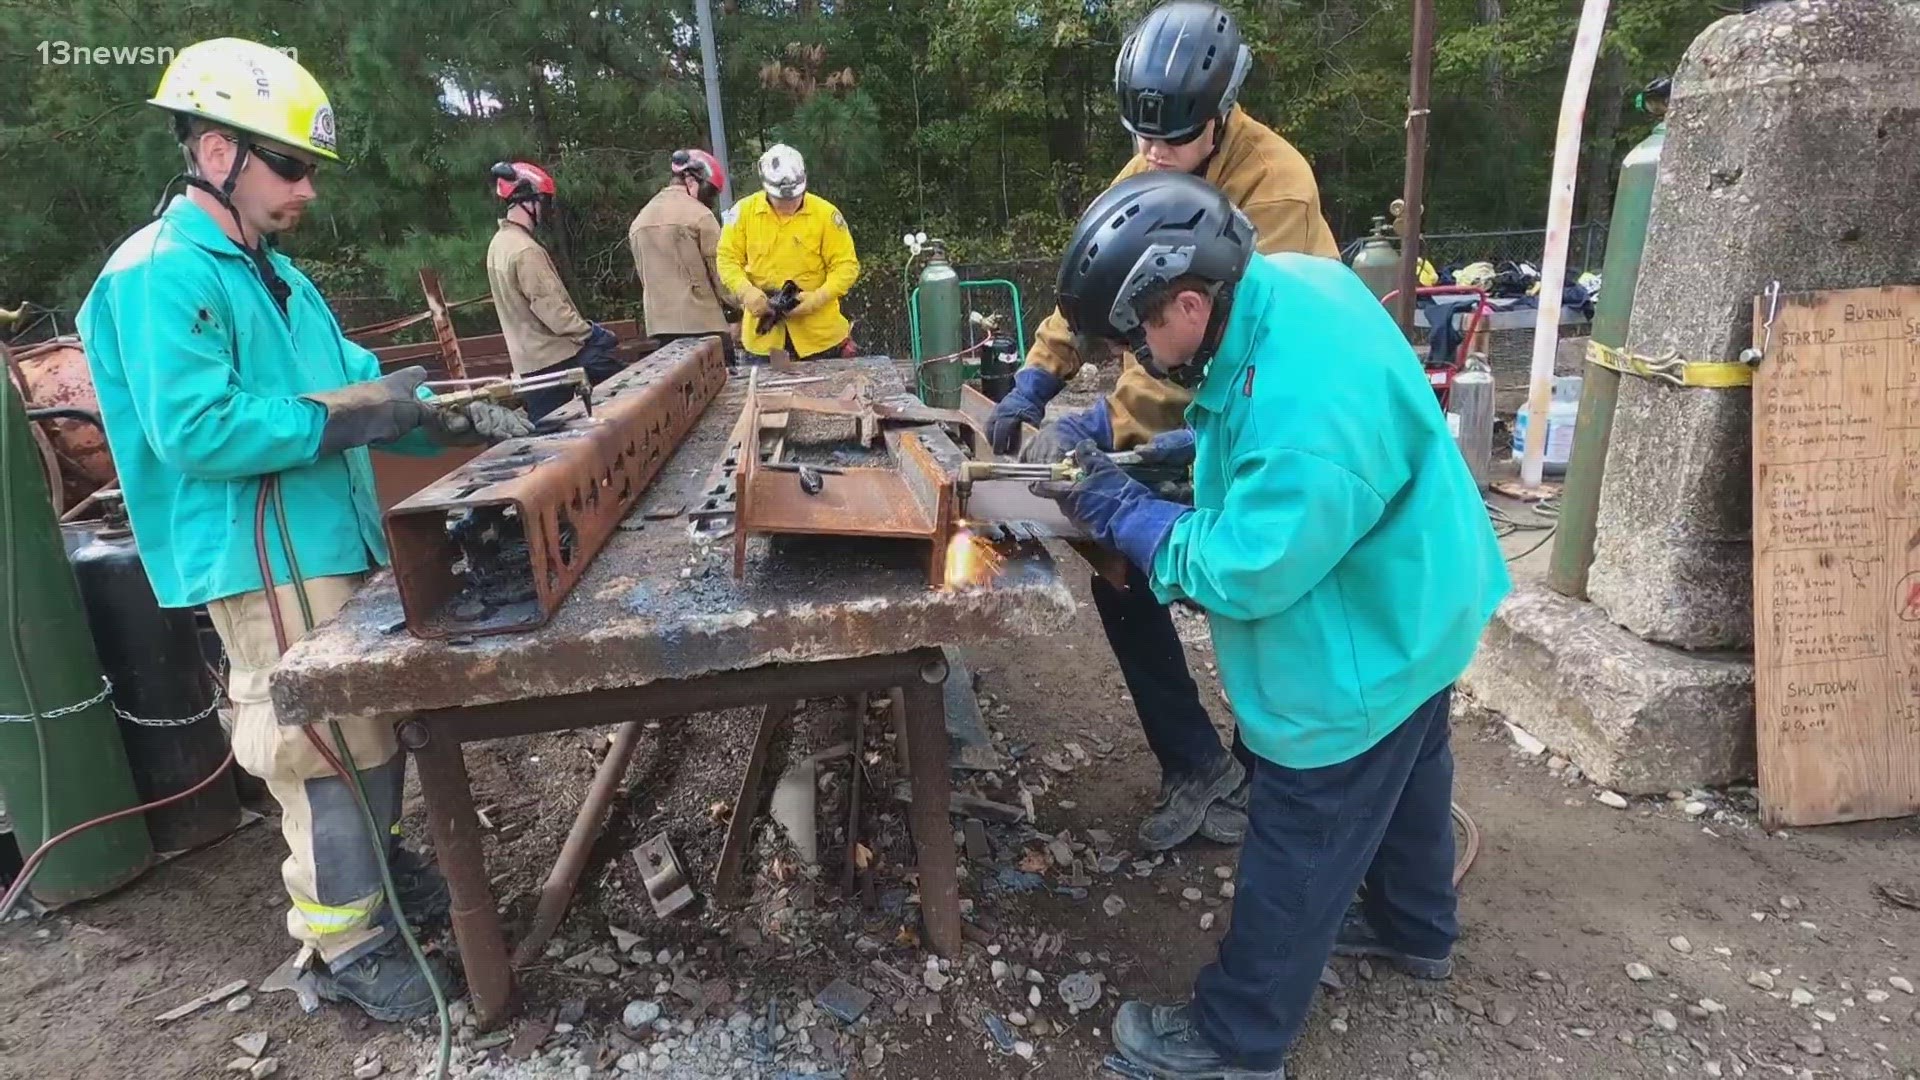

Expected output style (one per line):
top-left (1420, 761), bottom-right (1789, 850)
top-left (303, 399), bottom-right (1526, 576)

top-left (159, 137), bottom-right (293, 314)
top-left (1135, 281), bottom-right (1235, 389)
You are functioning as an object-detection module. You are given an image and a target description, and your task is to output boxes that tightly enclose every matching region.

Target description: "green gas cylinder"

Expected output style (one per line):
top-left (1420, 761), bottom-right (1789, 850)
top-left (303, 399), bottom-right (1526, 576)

top-left (0, 378), bottom-right (153, 902)
top-left (915, 244), bottom-right (966, 408)
top-left (1351, 217), bottom-right (1402, 302)
top-left (1548, 104), bottom-right (1669, 598)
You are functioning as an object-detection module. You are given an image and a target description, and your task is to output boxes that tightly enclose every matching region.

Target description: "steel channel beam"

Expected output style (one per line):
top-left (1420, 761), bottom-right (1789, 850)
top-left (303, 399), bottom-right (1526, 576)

top-left (732, 379), bottom-right (962, 586)
top-left (896, 677), bottom-right (961, 956)
top-left (384, 337), bottom-right (728, 639)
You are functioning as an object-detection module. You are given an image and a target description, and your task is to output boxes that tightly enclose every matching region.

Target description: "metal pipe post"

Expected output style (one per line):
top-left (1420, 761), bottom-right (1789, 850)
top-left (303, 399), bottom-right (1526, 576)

top-left (406, 720), bottom-right (515, 1028)
top-left (1519, 0), bottom-right (1612, 488)
top-left (694, 0), bottom-right (734, 210)
top-left (1393, 0), bottom-right (1435, 336)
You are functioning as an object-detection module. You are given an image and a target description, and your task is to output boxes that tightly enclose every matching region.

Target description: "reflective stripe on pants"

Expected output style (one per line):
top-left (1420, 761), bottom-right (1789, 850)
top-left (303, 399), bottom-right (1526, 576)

top-left (206, 574), bottom-right (408, 968)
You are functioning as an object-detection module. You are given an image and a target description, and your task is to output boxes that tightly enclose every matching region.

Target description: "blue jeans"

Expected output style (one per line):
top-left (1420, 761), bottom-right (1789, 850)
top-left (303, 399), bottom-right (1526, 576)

top-left (1092, 561), bottom-right (1255, 782)
top-left (1193, 687), bottom-right (1458, 1070)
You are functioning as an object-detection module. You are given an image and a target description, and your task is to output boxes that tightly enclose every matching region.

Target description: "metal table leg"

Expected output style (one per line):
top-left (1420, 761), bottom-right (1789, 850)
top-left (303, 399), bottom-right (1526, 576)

top-left (898, 676), bottom-right (961, 956)
top-left (402, 717), bottom-right (515, 1028)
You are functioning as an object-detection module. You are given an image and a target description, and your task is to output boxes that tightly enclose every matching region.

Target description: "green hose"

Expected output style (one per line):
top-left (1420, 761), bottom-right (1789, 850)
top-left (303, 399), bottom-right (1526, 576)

top-left (269, 487), bottom-right (450, 1078)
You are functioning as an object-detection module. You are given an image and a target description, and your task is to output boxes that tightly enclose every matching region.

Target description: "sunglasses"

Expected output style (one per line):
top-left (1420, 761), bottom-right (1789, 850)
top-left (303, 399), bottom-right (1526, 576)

top-left (250, 144), bottom-right (319, 183)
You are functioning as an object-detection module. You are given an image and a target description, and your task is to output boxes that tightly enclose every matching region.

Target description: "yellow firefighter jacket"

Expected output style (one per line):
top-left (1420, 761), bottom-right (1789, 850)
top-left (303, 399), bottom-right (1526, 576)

top-left (717, 192), bottom-right (860, 357)
top-left (1026, 107), bottom-right (1341, 447)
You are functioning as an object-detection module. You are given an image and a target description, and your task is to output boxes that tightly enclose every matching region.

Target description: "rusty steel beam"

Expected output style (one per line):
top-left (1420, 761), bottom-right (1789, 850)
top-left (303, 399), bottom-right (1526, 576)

top-left (714, 701), bottom-right (788, 899)
top-left (366, 319), bottom-right (649, 375)
top-left (385, 337), bottom-right (728, 639)
top-left (732, 377), bottom-right (963, 587)
top-left (511, 719), bottom-right (645, 967)
top-left (842, 692), bottom-right (866, 897)
top-left (897, 676), bottom-right (962, 956)
top-left (417, 267), bottom-right (468, 380)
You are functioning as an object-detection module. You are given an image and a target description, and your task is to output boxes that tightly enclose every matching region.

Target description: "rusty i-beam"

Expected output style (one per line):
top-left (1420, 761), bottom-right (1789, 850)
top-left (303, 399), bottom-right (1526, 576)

top-left (384, 338), bottom-right (729, 638)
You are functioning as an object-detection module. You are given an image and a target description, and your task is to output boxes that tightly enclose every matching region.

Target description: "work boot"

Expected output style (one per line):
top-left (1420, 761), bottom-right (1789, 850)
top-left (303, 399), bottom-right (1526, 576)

top-left (1196, 781), bottom-right (1250, 845)
top-left (1139, 754), bottom-right (1245, 852)
top-left (315, 937), bottom-right (456, 1023)
top-left (1112, 1000), bottom-right (1284, 1079)
top-left (388, 846), bottom-right (451, 928)
top-left (1331, 911), bottom-right (1454, 980)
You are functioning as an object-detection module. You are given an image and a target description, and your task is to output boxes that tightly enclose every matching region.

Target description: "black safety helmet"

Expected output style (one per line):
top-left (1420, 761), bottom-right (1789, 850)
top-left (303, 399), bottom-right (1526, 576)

top-left (1115, 1), bottom-right (1253, 145)
top-left (1056, 171), bottom-right (1255, 386)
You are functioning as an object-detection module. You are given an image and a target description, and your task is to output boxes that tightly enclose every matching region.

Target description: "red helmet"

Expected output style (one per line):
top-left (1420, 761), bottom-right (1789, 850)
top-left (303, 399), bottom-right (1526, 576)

top-left (670, 148), bottom-right (726, 193)
top-left (491, 160), bottom-right (556, 204)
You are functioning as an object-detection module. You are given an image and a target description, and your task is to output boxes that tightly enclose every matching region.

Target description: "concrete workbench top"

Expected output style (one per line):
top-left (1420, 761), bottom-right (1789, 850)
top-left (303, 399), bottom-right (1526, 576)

top-left (270, 356), bottom-right (1078, 726)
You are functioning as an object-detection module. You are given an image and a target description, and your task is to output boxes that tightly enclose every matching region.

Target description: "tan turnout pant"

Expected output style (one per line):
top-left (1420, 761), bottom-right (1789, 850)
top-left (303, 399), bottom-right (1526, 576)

top-left (207, 573), bottom-right (406, 969)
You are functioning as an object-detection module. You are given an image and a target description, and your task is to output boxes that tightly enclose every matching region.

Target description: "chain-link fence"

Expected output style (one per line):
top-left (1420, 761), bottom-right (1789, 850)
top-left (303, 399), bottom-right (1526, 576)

top-left (844, 224), bottom-right (1609, 361)
top-left (1417, 223), bottom-right (1610, 276)
top-left (843, 257), bottom-right (1062, 361)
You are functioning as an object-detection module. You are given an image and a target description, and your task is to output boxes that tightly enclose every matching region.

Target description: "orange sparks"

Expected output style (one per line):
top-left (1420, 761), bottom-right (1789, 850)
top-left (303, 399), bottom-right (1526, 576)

top-left (943, 526), bottom-right (1004, 589)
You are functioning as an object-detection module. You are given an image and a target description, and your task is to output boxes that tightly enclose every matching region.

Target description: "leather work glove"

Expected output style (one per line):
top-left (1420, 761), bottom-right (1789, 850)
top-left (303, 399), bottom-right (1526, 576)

top-left (305, 366), bottom-right (432, 453)
top-left (789, 289), bottom-right (832, 318)
top-left (1135, 427), bottom-right (1196, 469)
top-left (428, 401), bottom-right (536, 446)
top-left (987, 366), bottom-right (1066, 455)
top-left (738, 284), bottom-right (772, 318)
top-left (1018, 400), bottom-right (1113, 466)
top-left (1033, 439), bottom-right (1189, 574)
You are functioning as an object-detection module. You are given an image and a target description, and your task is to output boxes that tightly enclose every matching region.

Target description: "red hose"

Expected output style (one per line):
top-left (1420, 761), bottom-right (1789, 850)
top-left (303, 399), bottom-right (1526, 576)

top-left (250, 481), bottom-right (355, 792)
top-left (0, 747), bottom-right (235, 917)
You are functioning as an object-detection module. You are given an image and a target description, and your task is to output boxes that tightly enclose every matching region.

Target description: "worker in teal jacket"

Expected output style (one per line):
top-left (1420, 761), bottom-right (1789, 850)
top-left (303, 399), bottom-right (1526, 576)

top-left (79, 39), bottom-right (529, 1023)
top-left (1036, 171), bottom-right (1509, 1079)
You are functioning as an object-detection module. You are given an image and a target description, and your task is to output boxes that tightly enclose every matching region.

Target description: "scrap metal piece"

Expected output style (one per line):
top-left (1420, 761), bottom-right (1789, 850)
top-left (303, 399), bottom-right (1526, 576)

top-left (154, 979), bottom-right (251, 1023)
top-left (815, 979), bottom-right (874, 1025)
top-left (797, 466), bottom-right (825, 496)
top-left (631, 832), bottom-right (696, 917)
top-left (1058, 971), bottom-right (1101, 1012)
top-left (384, 338), bottom-right (727, 638)
top-left (716, 702), bottom-right (786, 898)
top-left (983, 1013), bottom-right (1018, 1054)
top-left (731, 376), bottom-right (960, 586)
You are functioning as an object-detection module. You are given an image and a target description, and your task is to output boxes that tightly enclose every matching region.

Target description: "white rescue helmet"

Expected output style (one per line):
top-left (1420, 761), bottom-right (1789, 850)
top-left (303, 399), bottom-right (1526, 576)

top-left (758, 144), bottom-right (807, 200)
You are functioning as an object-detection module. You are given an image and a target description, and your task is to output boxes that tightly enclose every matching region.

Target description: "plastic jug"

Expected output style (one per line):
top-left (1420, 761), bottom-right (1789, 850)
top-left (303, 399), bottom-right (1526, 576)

top-left (1511, 374), bottom-right (1583, 476)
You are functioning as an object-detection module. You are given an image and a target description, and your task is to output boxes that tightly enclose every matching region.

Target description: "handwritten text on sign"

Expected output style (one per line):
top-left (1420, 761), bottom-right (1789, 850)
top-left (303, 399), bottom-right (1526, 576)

top-left (1752, 285), bottom-right (1920, 827)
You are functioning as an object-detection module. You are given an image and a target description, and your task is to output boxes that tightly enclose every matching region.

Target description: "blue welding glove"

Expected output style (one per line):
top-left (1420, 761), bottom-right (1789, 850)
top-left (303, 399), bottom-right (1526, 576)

top-left (1036, 440), bottom-right (1190, 574)
top-left (1134, 427), bottom-right (1196, 469)
top-left (585, 322), bottom-right (619, 352)
top-left (1018, 400), bottom-right (1113, 466)
top-left (987, 366), bottom-right (1066, 455)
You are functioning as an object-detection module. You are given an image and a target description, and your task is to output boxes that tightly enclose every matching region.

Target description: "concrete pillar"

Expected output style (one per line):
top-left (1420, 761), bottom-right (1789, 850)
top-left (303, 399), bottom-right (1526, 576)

top-left (1587, 0), bottom-right (1920, 651)
top-left (1464, 0), bottom-right (1920, 791)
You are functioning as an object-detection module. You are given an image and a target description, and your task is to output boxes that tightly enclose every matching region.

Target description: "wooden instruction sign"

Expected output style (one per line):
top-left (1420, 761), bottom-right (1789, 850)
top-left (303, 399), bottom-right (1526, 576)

top-left (1753, 284), bottom-right (1920, 826)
